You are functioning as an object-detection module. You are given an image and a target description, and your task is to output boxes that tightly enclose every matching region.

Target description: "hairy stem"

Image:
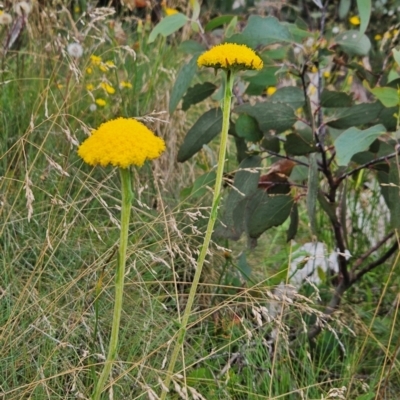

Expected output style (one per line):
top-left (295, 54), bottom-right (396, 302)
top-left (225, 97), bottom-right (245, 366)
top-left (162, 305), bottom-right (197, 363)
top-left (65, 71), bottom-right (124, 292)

top-left (92, 168), bottom-right (133, 400)
top-left (160, 70), bottom-right (234, 399)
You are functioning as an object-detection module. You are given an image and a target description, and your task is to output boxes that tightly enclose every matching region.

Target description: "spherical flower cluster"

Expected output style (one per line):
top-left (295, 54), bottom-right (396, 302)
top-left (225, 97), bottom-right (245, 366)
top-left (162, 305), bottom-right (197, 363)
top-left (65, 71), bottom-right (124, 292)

top-left (67, 42), bottom-right (83, 59)
top-left (78, 118), bottom-right (166, 168)
top-left (0, 11), bottom-right (12, 25)
top-left (197, 43), bottom-right (263, 71)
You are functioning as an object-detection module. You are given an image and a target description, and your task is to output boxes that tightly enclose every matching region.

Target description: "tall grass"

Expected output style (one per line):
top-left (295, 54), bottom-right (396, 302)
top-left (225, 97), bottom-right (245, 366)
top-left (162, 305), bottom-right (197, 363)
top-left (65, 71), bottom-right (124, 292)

top-left (1, 3), bottom-right (399, 400)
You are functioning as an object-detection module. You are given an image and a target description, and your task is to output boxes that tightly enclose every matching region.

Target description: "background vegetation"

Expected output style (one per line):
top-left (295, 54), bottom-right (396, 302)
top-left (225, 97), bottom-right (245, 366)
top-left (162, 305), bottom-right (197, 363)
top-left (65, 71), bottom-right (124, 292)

top-left (0, 0), bottom-right (399, 399)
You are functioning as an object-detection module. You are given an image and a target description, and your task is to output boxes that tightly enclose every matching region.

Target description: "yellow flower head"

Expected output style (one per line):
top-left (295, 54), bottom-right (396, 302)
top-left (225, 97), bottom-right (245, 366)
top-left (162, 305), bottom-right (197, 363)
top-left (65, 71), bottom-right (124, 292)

top-left (349, 15), bottom-right (360, 26)
top-left (120, 81), bottom-right (133, 89)
top-left (95, 98), bottom-right (107, 107)
top-left (266, 86), bottom-right (277, 96)
top-left (374, 34), bottom-right (382, 41)
top-left (105, 60), bottom-right (116, 68)
top-left (90, 55), bottom-right (102, 65)
top-left (100, 82), bottom-right (116, 94)
top-left (197, 43), bottom-right (263, 71)
top-left (78, 118), bottom-right (166, 168)
top-left (86, 67), bottom-right (93, 75)
top-left (86, 83), bottom-right (94, 91)
top-left (165, 7), bottom-right (178, 16)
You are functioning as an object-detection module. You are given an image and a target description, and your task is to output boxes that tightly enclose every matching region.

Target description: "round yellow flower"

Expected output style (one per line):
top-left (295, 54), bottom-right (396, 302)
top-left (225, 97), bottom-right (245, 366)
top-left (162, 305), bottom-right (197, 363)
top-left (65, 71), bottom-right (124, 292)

top-left (197, 43), bottom-right (263, 71)
top-left (90, 55), bottom-right (102, 65)
top-left (120, 81), bottom-right (132, 89)
top-left (165, 7), bottom-right (178, 16)
top-left (266, 86), bottom-right (277, 96)
top-left (78, 118), bottom-right (166, 168)
top-left (349, 16), bottom-right (360, 26)
top-left (100, 82), bottom-right (115, 94)
top-left (95, 98), bottom-right (107, 107)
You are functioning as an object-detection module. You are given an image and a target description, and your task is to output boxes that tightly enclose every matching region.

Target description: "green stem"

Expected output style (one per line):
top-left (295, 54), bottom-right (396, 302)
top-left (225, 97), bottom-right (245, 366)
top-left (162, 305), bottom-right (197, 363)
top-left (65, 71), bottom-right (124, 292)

top-left (92, 168), bottom-right (133, 400)
top-left (160, 70), bottom-right (235, 399)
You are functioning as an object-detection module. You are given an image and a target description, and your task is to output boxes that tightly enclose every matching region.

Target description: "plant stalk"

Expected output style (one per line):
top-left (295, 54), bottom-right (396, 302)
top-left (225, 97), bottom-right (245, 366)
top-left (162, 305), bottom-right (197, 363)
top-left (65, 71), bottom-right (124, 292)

top-left (92, 167), bottom-right (133, 400)
top-left (160, 70), bottom-right (235, 399)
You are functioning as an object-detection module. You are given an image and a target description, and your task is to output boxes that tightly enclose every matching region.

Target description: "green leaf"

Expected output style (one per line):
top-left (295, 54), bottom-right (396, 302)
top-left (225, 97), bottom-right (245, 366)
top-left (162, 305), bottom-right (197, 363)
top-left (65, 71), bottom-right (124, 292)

top-left (327, 102), bottom-right (383, 129)
top-left (261, 136), bottom-right (280, 153)
top-left (388, 161), bottom-right (400, 230)
top-left (177, 108), bottom-right (222, 162)
top-left (334, 30), bottom-right (371, 56)
top-left (237, 253), bottom-right (252, 281)
top-left (243, 67), bottom-right (279, 86)
top-left (357, 0), bottom-right (371, 35)
top-left (235, 114), bottom-right (263, 142)
top-left (214, 156), bottom-right (261, 240)
top-left (339, 0), bottom-right (351, 19)
top-left (225, 16), bottom-right (238, 38)
top-left (318, 190), bottom-right (336, 222)
top-left (169, 55), bottom-right (198, 114)
top-left (243, 67), bottom-right (279, 95)
top-left (363, 81), bottom-right (399, 108)
top-left (376, 106), bottom-right (398, 131)
top-left (321, 89), bottom-right (353, 108)
top-left (284, 130), bottom-right (316, 155)
top-left (190, 0), bottom-right (201, 20)
top-left (182, 82), bottom-right (217, 111)
top-left (227, 15), bottom-right (292, 48)
top-left (285, 22), bottom-right (314, 40)
top-left (234, 102), bottom-right (297, 134)
top-left (191, 171), bottom-right (216, 199)
top-left (269, 86), bottom-right (305, 109)
top-left (246, 192), bottom-right (293, 239)
top-left (307, 154), bottom-right (318, 236)
top-left (179, 40), bottom-right (206, 54)
top-left (148, 13), bottom-right (188, 43)
top-left (334, 124), bottom-right (386, 166)
top-left (286, 203), bottom-right (299, 242)
top-left (205, 15), bottom-right (235, 32)
top-left (392, 49), bottom-right (400, 68)
top-left (233, 135), bottom-right (249, 163)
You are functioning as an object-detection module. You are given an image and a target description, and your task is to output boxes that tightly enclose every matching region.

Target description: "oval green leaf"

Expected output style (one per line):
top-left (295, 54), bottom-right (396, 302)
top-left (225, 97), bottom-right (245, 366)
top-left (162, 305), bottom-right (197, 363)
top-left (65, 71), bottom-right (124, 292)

top-left (334, 124), bottom-right (386, 166)
top-left (169, 55), bottom-right (198, 114)
top-left (177, 108), bottom-right (222, 162)
top-left (357, 0), bottom-right (371, 35)
top-left (148, 13), bottom-right (188, 43)
top-left (334, 30), bottom-right (371, 56)
top-left (246, 192), bottom-right (293, 238)
top-left (235, 114), bottom-right (263, 142)
top-left (227, 15), bottom-right (292, 48)
top-left (182, 82), bottom-right (217, 111)
top-left (234, 102), bottom-right (297, 134)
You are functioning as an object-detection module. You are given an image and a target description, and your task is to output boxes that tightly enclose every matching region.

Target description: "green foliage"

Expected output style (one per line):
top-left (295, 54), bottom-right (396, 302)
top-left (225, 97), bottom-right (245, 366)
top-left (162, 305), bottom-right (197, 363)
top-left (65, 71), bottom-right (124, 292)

top-left (169, 55), bottom-right (199, 114)
top-left (226, 15), bottom-right (293, 47)
top-left (182, 82), bottom-right (217, 111)
top-left (334, 124), bottom-right (386, 166)
top-left (177, 107), bottom-right (223, 162)
top-left (1, 1), bottom-right (400, 399)
top-left (148, 13), bottom-right (188, 43)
